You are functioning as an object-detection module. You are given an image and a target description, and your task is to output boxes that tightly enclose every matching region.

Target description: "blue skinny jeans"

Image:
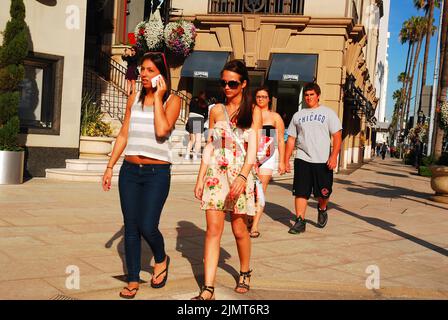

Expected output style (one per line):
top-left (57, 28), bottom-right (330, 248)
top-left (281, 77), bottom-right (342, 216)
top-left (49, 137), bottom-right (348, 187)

top-left (118, 160), bottom-right (171, 282)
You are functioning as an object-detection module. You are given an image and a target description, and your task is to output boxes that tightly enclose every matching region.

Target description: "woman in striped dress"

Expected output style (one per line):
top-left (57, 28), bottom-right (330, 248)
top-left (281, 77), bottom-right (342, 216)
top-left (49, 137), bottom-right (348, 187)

top-left (102, 52), bottom-right (181, 299)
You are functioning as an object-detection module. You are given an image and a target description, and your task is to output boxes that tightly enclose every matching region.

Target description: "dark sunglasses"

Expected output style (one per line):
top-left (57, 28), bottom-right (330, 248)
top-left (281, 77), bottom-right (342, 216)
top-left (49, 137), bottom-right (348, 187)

top-left (219, 80), bottom-right (241, 89)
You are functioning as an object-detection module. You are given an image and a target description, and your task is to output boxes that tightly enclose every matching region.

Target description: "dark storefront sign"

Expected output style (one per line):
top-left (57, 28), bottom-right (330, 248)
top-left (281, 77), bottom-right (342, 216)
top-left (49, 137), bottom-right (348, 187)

top-left (268, 53), bottom-right (317, 82)
top-left (181, 51), bottom-right (230, 79)
top-left (344, 74), bottom-right (376, 125)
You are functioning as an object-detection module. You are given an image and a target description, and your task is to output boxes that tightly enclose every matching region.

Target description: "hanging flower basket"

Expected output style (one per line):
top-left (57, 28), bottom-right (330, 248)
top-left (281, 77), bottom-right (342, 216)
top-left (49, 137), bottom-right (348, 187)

top-left (134, 19), bottom-right (164, 53)
top-left (439, 101), bottom-right (448, 131)
top-left (134, 21), bottom-right (149, 53)
top-left (164, 20), bottom-right (197, 58)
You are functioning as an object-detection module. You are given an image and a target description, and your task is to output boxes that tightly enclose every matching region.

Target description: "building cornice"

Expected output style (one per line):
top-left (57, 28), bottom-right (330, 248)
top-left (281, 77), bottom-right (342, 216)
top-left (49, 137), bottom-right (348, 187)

top-left (186, 14), bottom-right (366, 40)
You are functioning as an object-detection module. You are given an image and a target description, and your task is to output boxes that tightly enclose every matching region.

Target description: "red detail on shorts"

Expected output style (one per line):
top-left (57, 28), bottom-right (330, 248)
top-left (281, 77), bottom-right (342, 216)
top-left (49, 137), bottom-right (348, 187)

top-left (321, 188), bottom-right (329, 197)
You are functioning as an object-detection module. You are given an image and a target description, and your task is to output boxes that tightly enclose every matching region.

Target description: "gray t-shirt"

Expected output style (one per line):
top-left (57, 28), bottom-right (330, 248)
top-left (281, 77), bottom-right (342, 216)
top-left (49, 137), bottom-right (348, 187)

top-left (287, 105), bottom-right (342, 163)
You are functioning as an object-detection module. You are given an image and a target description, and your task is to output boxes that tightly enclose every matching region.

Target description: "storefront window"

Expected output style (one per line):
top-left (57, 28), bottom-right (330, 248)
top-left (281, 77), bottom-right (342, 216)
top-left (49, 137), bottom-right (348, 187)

top-left (18, 52), bottom-right (63, 135)
top-left (275, 82), bottom-right (304, 127)
top-left (192, 78), bottom-right (224, 104)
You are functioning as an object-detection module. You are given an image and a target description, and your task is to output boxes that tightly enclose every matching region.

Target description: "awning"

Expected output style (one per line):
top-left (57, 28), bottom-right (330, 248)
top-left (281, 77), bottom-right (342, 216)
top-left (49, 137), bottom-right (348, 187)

top-left (180, 51), bottom-right (230, 79)
top-left (268, 54), bottom-right (318, 82)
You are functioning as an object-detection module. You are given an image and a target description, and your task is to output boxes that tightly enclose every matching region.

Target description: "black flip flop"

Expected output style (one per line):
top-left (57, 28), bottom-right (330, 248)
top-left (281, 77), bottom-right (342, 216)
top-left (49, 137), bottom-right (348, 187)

top-left (119, 286), bottom-right (139, 299)
top-left (250, 231), bottom-right (260, 238)
top-left (151, 255), bottom-right (170, 289)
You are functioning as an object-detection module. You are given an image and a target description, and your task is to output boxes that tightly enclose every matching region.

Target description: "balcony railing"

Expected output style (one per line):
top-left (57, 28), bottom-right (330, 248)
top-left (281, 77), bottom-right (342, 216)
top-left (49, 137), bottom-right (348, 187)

top-left (208, 0), bottom-right (304, 15)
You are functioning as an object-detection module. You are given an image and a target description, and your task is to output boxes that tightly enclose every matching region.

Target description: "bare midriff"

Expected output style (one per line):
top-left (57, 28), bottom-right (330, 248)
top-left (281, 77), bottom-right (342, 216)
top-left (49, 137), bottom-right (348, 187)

top-left (124, 155), bottom-right (170, 165)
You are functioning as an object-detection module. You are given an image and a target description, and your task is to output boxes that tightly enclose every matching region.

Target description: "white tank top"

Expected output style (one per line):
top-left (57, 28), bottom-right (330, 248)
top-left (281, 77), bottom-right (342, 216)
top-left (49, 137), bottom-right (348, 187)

top-left (124, 92), bottom-right (173, 162)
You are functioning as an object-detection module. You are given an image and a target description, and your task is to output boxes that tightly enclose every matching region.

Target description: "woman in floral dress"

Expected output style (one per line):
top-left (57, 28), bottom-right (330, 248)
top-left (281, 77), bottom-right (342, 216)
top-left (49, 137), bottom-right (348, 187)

top-left (192, 60), bottom-right (262, 300)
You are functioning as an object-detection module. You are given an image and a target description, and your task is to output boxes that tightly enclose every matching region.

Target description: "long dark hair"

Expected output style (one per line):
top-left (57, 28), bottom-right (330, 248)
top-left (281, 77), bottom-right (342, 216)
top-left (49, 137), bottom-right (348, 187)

top-left (221, 60), bottom-right (253, 129)
top-left (254, 86), bottom-right (272, 110)
top-left (138, 52), bottom-right (171, 104)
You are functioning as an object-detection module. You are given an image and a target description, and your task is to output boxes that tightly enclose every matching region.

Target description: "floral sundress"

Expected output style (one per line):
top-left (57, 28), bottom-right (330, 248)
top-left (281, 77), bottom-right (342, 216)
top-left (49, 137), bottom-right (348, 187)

top-left (200, 120), bottom-right (258, 215)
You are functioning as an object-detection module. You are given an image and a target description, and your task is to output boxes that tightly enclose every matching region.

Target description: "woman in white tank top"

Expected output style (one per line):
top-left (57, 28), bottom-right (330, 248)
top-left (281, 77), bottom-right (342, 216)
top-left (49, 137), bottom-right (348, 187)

top-left (102, 52), bottom-right (181, 299)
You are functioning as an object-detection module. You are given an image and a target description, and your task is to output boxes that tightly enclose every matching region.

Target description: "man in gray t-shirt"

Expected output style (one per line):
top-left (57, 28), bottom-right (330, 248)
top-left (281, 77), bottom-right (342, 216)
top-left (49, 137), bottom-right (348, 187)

top-left (284, 83), bottom-right (342, 235)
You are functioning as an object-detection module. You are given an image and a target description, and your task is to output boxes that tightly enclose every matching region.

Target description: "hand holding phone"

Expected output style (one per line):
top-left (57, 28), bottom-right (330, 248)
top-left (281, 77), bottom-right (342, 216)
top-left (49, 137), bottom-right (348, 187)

top-left (151, 74), bottom-right (163, 88)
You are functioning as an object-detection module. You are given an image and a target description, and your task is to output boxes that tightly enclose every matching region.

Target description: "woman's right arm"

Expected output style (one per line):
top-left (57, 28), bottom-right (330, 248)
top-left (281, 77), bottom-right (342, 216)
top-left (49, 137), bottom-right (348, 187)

top-left (102, 93), bottom-right (136, 191)
top-left (194, 107), bottom-right (216, 200)
top-left (274, 113), bottom-right (286, 174)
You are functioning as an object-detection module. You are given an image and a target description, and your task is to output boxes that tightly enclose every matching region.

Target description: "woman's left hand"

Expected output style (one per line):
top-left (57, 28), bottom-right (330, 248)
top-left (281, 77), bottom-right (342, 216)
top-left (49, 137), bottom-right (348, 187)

top-left (278, 162), bottom-right (286, 175)
top-left (230, 176), bottom-right (246, 199)
top-left (155, 75), bottom-right (167, 100)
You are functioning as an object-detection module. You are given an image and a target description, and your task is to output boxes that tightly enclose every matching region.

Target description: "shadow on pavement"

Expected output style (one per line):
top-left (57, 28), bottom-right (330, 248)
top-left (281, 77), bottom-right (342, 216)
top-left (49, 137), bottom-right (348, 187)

top-left (333, 204), bottom-right (448, 257)
top-left (338, 179), bottom-right (448, 211)
top-left (175, 220), bottom-right (239, 289)
top-left (261, 182), bottom-right (325, 230)
top-left (271, 177), bottom-right (448, 257)
top-left (376, 171), bottom-right (410, 178)
top-left (263, 201), bottom-right (295, 228)
top-left (105, 225), bottom-right (152, 284)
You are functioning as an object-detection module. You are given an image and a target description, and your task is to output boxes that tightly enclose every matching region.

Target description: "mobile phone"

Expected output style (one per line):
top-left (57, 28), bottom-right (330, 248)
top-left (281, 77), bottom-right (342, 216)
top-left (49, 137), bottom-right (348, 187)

top-left (151, 74), bottom-right (163, 88)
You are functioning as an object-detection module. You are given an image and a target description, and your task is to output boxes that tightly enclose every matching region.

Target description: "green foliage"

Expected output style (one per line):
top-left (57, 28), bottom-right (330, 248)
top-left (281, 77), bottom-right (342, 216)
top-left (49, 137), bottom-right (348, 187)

top-left (0, 0), bottom-right (28, 151)
top-left (80, 92), bottom-right (112, 137)
top-left (0, 115), bottom-right (20, 151)
top-left (0, 29), bottom-right (28, 67)
top-left (418, 166), bottom-right (432, 177)
top-left (0, 92), bottom-right (19, 126)
top-left (0, 64), bottom-right (25, 91)
top-left (10, 0), bottom-right (26, 20)
top-left (2, 19), bottom-right (26, 47)
top-left (422, 155), bottom-right (435, 167)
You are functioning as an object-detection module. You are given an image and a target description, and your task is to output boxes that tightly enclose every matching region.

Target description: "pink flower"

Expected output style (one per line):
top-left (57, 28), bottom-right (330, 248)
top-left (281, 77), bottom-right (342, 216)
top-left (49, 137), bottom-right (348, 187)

top-left (206, 177), bottom-right (219, 188)
top-left (217, 156), bottom-right (229, 168)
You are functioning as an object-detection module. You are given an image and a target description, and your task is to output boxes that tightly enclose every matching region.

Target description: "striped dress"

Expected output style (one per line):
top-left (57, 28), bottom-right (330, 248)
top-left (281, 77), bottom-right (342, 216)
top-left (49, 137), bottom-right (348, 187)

top-left (124, 93), bottom-right (172, 163)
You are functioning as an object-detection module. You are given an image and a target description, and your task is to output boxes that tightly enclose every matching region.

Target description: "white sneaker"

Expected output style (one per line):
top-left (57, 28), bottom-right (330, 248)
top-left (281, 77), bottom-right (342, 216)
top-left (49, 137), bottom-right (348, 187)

top-left (192, 153), bottom-right (198, 161)
top-left (184, 153), bottom-right (190, 160)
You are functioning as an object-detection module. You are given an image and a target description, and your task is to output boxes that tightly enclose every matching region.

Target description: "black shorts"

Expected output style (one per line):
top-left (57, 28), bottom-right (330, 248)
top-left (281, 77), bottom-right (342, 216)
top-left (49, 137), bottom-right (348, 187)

top-left (293, 158), bottom-right (333, 199)
top-left (185, 117), bottom-right (204, 134)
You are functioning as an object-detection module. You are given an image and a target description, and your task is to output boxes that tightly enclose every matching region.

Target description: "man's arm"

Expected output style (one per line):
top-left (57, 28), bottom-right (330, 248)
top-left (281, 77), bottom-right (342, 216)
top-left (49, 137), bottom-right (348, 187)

top-left (327, 130), bottom-right (342, 170)
top-left (284, 136), bottom-right (296, 173)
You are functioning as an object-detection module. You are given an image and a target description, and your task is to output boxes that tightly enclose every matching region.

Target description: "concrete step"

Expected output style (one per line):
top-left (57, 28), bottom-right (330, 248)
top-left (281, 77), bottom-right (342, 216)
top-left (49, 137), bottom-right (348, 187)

top-left (45, 168), bottom-right (120, 182)
top-left (65, 158), bottom-right (123, 171)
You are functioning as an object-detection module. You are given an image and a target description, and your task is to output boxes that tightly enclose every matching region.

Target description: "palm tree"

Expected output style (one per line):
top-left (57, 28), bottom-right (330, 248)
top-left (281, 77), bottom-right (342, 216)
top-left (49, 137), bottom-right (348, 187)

top-left (398, 18), bottom-right (417, 136)
top-left (402, 17), bottom-right (428, 134)
top-left (433, 0), bottom-right (447, 158)
top-left (414, 0), bottom-right (440, 113)
top-left (391, 89), bottom-right (406, 144)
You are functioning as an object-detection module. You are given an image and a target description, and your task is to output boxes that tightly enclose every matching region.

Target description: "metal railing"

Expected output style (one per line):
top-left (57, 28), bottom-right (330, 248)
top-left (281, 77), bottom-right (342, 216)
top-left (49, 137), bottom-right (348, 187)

top-left (208, 0), bottom-right (304, 14)
top-left (84, 50), bottom-right (191, 124)
top-left (83, 67), bottom-right (128, 122)
top-left (175, 91), bottom-right (191, 124)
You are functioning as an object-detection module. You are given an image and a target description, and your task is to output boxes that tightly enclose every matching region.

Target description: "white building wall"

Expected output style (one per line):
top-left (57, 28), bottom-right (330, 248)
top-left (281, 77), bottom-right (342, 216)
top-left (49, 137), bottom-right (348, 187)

top-left (374, 0), bottom-right (390, 123)
top-left (171, 0), bottom-right (208, 15)
top-left (0, 0), bottom-right (87, 149)
top-left (304, 0), bottom-right (347, 16)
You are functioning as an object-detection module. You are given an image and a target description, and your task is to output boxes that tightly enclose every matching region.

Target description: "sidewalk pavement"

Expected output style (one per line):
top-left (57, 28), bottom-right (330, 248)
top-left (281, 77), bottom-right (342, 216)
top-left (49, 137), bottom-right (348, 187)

top-left (0, 157), bottom-right (447, 300)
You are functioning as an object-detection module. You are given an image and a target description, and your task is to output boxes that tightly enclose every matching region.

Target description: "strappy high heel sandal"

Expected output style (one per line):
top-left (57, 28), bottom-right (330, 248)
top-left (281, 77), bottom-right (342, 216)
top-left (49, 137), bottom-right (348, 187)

top-left (235, 270), bottom-right (252, 294)
top-left (191, 285), bottom-right (215, 300)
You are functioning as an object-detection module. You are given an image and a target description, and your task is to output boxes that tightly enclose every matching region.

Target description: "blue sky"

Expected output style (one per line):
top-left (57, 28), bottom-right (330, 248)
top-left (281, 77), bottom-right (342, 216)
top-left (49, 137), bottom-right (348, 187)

top-left (385, 0), bottom-right (441, 121)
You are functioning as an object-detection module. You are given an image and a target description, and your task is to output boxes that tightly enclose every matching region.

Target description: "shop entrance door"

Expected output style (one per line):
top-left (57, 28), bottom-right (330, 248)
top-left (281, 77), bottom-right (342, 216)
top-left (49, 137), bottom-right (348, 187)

top-left (275, 81), bottom-right (304, 128)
